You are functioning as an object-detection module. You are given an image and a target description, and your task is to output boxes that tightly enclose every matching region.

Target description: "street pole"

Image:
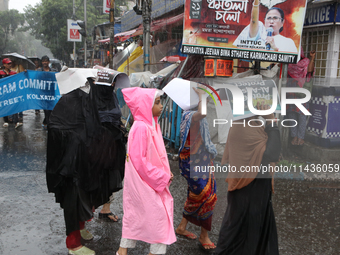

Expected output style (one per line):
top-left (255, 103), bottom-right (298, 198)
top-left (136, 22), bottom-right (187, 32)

top-left (84, 0), bottom-right (87, 67)
top-left (280, 63), bottom-right (289, 156)
top-left (73, 0), bottom-right (76, 67)
top-left (109, 0), bottom-right (115, 69)
top-left (143, 0), bottom-right (151, 71)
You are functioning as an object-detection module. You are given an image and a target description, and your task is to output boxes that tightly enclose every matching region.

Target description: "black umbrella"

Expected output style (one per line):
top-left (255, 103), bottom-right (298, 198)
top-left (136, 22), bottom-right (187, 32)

top-left (2, 52), bottom-right (36, 70)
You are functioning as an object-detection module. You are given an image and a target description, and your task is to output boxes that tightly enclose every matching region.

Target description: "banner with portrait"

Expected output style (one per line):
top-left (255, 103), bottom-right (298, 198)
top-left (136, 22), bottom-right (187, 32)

top-left (182, 0), bottom-right (308, 63)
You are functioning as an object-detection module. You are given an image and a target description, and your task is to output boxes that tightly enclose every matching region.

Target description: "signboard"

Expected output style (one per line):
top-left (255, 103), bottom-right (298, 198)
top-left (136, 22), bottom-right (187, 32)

top-left (337, 3), bottom-right (340, 24)
top-left (205, 59), bottom-right (215, 76)
top-left (225, 79), bottom-right (281, 120)
top-left (216, 59), bottom-right (233, 76)
top-left (103, 0), bottom-right (110, 14)
top-left (304, 3), bottom-right (335, 27)
top-left (182, 0), bottom-right (309, 63)
top-left (67, 19), bottom-right (82, 42)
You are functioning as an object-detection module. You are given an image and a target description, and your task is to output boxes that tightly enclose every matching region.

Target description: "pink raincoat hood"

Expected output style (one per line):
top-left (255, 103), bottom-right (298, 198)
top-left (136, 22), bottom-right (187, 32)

top-left (122, 87), bottom-right (161, 126)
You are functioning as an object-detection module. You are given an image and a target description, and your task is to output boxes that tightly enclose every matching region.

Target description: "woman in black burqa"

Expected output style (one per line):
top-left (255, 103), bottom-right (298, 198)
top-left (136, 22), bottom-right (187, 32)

top-left (46, 78), bottom-right (126, 255)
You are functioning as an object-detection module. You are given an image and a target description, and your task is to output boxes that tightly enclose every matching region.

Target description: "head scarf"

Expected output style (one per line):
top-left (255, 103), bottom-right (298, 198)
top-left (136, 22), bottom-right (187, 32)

top-left (95, 85), bottom-right (116, 111)
top-left (221, 121), bottom-right (268, 191)
top-left (92, 81), bottom-right (122, 126)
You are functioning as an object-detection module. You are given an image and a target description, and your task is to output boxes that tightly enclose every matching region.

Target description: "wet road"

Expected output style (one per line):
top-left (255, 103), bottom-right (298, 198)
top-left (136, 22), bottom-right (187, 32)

top-left (0, 110), bottom-right (339, 255)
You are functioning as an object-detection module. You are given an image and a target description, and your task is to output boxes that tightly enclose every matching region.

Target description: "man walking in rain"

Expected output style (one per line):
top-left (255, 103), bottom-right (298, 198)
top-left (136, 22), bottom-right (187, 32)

top-left (37, 55), bottom-right (57, 129)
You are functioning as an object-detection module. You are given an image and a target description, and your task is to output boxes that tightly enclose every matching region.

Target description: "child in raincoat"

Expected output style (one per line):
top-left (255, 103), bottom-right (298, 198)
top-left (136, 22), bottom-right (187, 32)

top-left (116, 87), bottom-right (176, 255)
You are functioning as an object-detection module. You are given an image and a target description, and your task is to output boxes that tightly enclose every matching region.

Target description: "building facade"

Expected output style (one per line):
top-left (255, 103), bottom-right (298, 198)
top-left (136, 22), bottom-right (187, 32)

top-left (0, 0), bottom-right (9, 12)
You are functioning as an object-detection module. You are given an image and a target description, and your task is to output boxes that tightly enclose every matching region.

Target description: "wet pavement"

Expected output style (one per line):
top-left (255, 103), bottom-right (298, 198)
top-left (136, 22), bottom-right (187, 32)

top-left (0, 110), bottom-right (339, 255)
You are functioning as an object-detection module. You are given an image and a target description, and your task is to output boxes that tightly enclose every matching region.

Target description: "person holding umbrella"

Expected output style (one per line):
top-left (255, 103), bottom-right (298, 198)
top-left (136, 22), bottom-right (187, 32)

top-left (10, 59), bottom-right (25, 73)
top-left (0, 58), bottom-right (17, 78)
top-left (0, 58), bottom-right (19, 128)
top-left (33, 59), bottom-right (41, 70)
top-left (10, 59), bottom-right (25, 128)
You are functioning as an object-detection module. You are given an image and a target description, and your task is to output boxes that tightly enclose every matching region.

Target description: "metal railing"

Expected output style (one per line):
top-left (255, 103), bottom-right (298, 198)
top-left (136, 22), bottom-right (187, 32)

top-left (116, 88), bottom-right (182, 149)
top-left (159, 96), bottom-right (182, 149)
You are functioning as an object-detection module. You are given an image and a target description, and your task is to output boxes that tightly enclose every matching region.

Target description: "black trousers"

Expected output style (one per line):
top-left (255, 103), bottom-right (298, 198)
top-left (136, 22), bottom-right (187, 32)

top-left (43, 110), bottom-right (52, 125)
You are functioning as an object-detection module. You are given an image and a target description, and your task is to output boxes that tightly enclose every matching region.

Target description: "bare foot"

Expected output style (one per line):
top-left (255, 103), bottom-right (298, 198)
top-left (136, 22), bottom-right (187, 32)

top-left (117, 247), bottom-right (127, 255)
top-left (107, 214), bottom-right (118, 221)
top-left (298, 138), bottom-right (304, 145)
top-left (291, 137), bottom-right (298, 145)
top-left (99, 212), bottom-right (118, 222)
top-left (175, 228), bottom-right (197, 239)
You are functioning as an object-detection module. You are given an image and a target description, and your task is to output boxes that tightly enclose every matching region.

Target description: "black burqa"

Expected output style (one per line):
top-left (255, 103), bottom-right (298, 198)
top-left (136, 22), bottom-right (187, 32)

top-left (46, 80), bottom-right (125, 235)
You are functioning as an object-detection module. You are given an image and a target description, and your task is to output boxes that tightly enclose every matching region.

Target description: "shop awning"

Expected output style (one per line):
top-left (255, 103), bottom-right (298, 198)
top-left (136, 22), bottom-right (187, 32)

top-left (160, 55), bottom-right (186, 62)
top-left (132, 12), bottom-right (184, 36)
top-left (151, 13), bottom-right (184, 32)
top-left (98, 13), bottom-right (184, 43)
top-left (98, 29), bottom-right (137, 43)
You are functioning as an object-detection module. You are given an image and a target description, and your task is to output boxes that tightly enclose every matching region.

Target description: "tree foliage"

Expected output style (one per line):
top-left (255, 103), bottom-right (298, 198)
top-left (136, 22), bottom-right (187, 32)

top-left (0, 10), bottom-right (25, 55)
top-left (24, 0), bottom-right (128, 63)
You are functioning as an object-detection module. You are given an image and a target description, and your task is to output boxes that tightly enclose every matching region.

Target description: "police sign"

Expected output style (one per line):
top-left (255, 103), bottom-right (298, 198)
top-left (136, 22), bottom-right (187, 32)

top-left (304, 3), bottom-right (335, 27)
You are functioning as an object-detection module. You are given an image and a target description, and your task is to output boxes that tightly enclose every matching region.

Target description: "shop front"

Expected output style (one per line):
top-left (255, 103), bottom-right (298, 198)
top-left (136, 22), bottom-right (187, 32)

top-left (303, 1), bottom-right (340, 147)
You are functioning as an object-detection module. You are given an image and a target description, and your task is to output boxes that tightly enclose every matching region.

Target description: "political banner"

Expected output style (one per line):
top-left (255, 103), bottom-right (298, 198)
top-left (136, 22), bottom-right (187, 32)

top-left (0, 71), bottom-right (61, 118)
top-left (205, 59), bottom-right (215, 76)
top-left (182, 0), bottom-right (308, 63)
top-left (67, 19), bottom-right (82, 42)
top-left (216, 59), bottom-right (233, 76)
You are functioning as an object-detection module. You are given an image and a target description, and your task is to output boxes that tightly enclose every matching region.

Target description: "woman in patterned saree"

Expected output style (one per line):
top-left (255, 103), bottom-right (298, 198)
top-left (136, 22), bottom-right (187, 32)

top-left (175, 86), bottom-right (217, 252)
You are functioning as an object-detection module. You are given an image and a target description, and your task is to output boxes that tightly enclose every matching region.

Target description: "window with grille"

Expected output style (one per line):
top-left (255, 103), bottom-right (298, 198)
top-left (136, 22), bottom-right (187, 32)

top-left (301, 29), bottom-right (329, 84)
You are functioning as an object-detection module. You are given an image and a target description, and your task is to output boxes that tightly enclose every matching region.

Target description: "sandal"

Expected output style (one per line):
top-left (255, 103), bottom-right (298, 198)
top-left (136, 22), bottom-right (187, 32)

top-left (176, 231), bottom-right (197, 240)
top-left (80, 229), bottom-right (93, 241)
top-left (198, 242), bottom-right (216, 253)
top-left (68, 246), bottom-right (95, 255)
top-left (98, 212), bottom-right (118, 222)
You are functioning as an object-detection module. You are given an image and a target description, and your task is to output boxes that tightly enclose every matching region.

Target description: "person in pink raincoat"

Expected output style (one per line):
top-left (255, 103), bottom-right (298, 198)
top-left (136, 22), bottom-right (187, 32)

top-left (116, 87), bottom-right (176, 255)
